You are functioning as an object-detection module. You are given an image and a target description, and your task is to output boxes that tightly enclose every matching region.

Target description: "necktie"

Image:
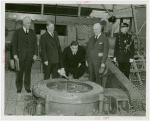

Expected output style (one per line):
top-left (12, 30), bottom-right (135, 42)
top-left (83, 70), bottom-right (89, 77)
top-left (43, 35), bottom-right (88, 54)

top-left (93, 35), bottom-right (98, 47)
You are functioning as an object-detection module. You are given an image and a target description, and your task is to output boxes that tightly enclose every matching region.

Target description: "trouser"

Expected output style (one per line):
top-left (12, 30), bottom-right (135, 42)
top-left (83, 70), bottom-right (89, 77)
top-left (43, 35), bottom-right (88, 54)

top-left (88, 62), bottom-right (103, 85)
top-left (113, 33), bottom-right (119, 37)
top-left (118, 62), bottom-right (131, 79)
top-left (65, 64), bottom-right (87, 79)
top-left (44, 63), bottom-right (60, 80)
top-left (16, 54), bottom-right (33, 91)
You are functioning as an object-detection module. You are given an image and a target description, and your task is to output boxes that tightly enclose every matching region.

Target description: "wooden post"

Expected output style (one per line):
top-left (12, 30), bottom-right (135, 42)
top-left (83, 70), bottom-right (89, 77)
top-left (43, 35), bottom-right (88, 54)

top-left (132, 5), bottom-right (138, 33)
top-left (55, 4), bottom-right (57, 25)
top-left (41, 4), bottom-right (44, 15)
top-left (78, 4), bottom-right (81, 17)
top-left (102, 4), bottom-right (112, 16)
top-left (132, 5), bottom-right (140, 52)
top-left (138, 21), bottom-right (146, 34)
top-left (141, 56), bottom-right (146, 70)
top-left (132, 60), bottom-right (142, 85)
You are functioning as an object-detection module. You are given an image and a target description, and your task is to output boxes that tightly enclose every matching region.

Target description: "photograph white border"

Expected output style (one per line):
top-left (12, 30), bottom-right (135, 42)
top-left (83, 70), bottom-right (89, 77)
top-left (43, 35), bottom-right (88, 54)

top-left (1, 0), bottom-right (149, 120)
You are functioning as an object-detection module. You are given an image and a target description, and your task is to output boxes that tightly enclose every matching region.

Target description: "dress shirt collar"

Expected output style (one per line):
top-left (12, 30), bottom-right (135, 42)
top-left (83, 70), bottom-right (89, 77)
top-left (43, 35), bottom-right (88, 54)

top-left (23, 26), bottom-right (29, 33)
top-left (95, 33), bottom-right (101, 39)
top-left (48, 31), bottom-right (54, 37)
top-left (122, 32), bottom-right (127, 35)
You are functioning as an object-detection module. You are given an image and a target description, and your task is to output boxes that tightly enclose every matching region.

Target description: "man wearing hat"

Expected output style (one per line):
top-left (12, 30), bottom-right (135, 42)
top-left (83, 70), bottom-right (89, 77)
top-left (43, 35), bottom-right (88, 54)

top-left (114, 23), bottom-right (135, 79)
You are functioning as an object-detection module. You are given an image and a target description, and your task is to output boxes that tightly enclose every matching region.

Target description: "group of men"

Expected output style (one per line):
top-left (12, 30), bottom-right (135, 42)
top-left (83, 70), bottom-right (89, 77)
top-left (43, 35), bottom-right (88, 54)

top-left (11, 16), bottom-right (134, 94)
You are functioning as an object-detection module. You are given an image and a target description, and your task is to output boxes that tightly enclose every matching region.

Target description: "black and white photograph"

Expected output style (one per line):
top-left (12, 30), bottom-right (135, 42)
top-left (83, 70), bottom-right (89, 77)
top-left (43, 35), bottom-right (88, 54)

top-left (1, 0), bottom-right (149, 120)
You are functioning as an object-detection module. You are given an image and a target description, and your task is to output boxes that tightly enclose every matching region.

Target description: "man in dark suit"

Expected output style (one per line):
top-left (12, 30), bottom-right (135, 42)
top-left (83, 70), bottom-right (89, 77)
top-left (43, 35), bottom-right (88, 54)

top-left (86, 23), bottom-right (109, 85)
top-left (114, 23), bottom-right (135, 79)
top-left (40, 21), bottom-right (65, 79)
top-left (12, 16), bottom-right (38, 93)
top-left (62, 41), bottom-right (87, 79)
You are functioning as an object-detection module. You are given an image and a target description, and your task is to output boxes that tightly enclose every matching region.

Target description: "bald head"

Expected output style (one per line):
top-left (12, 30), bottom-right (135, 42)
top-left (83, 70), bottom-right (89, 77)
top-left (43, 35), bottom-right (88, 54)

top-left (23, 16), bottom-right (31, 29)
top-left (93, 23), bottom-right (101, 35)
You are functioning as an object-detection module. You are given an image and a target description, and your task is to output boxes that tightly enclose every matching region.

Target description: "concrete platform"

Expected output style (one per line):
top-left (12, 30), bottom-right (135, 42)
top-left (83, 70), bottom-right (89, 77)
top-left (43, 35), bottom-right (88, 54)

top-left (4, 70), bottom-right (146, 116)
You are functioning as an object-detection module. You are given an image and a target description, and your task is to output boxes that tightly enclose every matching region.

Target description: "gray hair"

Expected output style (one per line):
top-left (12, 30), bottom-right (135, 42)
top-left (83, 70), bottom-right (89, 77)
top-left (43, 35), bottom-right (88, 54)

top-left (46, 21), bottom-right (54, 27)
top-left (93, 23), bottom-right (101, 28)
top-left (23, 16), bottom-right (31, 23)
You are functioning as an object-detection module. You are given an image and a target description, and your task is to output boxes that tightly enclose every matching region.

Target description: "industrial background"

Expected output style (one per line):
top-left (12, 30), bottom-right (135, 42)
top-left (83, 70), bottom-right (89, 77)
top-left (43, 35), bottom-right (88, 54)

top-left (4, 3), bottom-right (146, 116)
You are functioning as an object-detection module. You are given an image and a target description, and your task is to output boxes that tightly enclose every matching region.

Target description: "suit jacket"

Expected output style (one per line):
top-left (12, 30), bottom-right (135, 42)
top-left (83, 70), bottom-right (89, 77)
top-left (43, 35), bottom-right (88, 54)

top-left (62, 45), bottom-right (86, 69)
top-left (86, 33), bottom-right (109, 66)
top-left (40, 31), bottom-right (63, 68)
top-left (114, 33), bottom-right (135, 62)
top-left (12, 28), bottom-right (38, 61)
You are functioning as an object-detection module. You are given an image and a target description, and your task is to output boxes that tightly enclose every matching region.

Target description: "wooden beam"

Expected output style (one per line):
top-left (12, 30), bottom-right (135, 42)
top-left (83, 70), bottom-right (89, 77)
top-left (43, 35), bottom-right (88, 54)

top-left (132, 60), bottom-right (142, 85)
top-left (141, 56), bottom-right (146, 70)
top-left (6, 12), bottom-right (100, 25)
top-left (132, 5), bottom-right (142, 53)
top-left (102, 4), bottom-right (112, 16)
top-left (105, 58), bottom-right (145, 109)
top-left (111, 8), bottom-right (133, 18)
top-left (41, 4), bottom-right (44, 15)
top-left (78, 4), bottom-right (81, 17)
top-left (132, 5), bottom-right (139, 33)
top-left (55, 4), bottom-right (57, 25)
top-left (138, 21), bottom-right (146, 34)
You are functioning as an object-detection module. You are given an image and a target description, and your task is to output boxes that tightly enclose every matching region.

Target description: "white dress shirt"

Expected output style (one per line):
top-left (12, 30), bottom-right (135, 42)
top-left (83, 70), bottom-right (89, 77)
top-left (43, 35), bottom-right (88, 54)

top-left (23, 26), bottom-right (29, 34)
top-left (48, 31), bottom-right (54, 37)
top-left (95, 33), bottom-right (101, 39)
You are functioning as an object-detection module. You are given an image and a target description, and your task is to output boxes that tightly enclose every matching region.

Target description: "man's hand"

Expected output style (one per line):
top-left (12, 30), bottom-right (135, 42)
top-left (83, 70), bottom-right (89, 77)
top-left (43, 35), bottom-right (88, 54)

top-left (78, 63), bottom-right (81, 67)
top-left (44, 61), bottom-right (48, 66)
top-left (58, 68), bottom-right (68, 78)
top-left (33, 55), bottom-right (37, 61)
top-left (14, 55), bottom-right (19, 61)
top-left (60, 68), bottom-right (66, 75)
top-left (86, 61), bottom-right (88, 67)
top-left (113, 57), bottom-right (117, 63)
top-left (129, 58), bottom-right (134, 63)
top-left (101, 63), bottom-right (105, 67)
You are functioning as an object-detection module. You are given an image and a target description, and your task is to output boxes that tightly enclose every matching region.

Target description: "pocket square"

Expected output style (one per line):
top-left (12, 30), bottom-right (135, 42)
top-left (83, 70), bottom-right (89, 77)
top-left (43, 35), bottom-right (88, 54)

top-left (98, 53), bottom-right (103, 57)
top-left (99, 42), bottom-right (103, 44)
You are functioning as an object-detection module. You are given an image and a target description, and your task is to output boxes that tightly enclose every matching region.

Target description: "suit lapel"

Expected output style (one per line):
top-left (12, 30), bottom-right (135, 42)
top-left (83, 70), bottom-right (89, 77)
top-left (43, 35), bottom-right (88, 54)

top-left (90, 36), bottom-right (95, 48)
top-left (28, 29), bottom-right (32, 38)
top-left (46, 31), bottom-right (56, 45)
top-left (53, 32), bottom-right (60, 47)
top-left (93, 34), bottom-right (103, 48)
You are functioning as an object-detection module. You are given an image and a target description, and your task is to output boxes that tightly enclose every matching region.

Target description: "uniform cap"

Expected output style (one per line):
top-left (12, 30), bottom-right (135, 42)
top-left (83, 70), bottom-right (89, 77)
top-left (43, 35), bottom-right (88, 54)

top-left (121, 23), bottom-right (129, 27)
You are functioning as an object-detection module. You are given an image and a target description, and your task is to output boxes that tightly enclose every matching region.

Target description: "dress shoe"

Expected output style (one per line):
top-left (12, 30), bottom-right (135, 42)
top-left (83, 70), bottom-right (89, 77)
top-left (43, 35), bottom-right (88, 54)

top-left (26, 89), bottom-right (31, 93)
top-left (17, 90), bottom-right (21, 93)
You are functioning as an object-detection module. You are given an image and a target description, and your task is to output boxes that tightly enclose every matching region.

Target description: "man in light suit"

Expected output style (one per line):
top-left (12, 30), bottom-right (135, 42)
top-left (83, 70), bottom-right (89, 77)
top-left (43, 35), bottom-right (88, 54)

top-left (12, 16), bottom-right (38, 93)
top-left (86, 23), bottom-right (109, 85)
top-left (40, 21), bottom-right (65, 79)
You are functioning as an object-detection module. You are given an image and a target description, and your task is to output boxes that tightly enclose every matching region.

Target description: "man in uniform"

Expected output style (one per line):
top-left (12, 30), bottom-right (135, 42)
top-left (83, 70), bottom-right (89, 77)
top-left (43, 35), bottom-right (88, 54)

top-left (114, 23), bottom-right (135, 79)
top-left (40, 21), bottom-right (65, 79)
top-left (12, 16), bottom-right (38, 93)
top-left (86, 23), bottom-right (109, 85)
